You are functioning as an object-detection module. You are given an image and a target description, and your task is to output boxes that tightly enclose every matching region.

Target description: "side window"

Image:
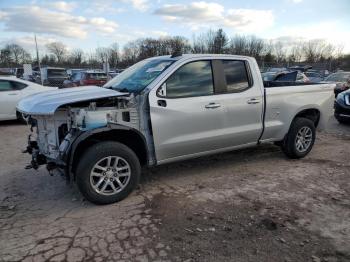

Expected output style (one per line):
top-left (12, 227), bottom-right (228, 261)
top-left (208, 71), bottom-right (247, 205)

top-left (0, 80), bottom-right (14, 92)
top-left (72, 73), bottom-right (80, 81)
top-left (165, 61), bottom-right (214, 98)
top-left (11, 81), bottom-right (27, 90)
top-left (222, 60), bottom-right (250, 92)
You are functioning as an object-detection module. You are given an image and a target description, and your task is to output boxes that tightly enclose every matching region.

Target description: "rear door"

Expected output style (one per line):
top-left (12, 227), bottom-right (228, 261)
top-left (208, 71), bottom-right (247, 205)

top-left (213, 59), bottom-right (264, 146)
top-left (149, 60), bottom-right (227, 162)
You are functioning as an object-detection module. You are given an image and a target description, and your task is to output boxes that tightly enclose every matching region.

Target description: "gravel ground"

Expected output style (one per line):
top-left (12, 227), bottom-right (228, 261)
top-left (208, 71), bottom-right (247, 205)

top-left (0, 118), bottom-right (349, 262)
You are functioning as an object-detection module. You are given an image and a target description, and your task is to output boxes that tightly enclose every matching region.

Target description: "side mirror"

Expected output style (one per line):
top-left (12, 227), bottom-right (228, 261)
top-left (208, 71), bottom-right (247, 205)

top-left (157, 82), bottom-right (167, 97)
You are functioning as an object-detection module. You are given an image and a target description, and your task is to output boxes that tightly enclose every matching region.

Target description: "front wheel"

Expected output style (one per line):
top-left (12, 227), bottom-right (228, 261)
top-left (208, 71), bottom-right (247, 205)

top-left (76, 141), bottom-right (141, 205)
top-left (281, 117), bottom-right (316, 159)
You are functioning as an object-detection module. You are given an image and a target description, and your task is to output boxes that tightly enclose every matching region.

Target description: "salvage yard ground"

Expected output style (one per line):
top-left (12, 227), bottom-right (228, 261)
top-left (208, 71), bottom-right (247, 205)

top-left (0, 118), bottom-right (350, 262)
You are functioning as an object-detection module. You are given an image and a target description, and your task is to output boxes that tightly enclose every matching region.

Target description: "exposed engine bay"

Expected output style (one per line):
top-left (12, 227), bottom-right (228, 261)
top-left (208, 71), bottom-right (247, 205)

top-left (26, 95), bottom-right (142, 172)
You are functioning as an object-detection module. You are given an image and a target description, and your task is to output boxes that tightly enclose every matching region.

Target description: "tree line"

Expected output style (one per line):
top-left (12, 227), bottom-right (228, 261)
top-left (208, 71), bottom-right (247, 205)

top-left (0, 29), bottom-right (348, 69)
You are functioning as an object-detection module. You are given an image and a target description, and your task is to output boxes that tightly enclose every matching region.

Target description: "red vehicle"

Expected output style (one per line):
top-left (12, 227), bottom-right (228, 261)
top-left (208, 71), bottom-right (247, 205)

top-left (63, 71), bottom-right (108, 88)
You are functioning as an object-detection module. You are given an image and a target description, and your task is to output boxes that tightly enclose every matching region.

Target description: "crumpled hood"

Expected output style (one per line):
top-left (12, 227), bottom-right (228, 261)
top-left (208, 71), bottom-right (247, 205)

top-left (17, 86), bottom-right (128, 115)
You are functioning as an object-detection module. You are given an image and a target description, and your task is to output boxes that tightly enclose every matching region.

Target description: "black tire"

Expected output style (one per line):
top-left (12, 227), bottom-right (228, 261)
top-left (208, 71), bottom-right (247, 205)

top-left (281, 117), bottom-right (316, 159)
top-left (335, 115), bottom-right (350, 125)
top-left (16, 111), bottom-right (28, 124)
top-left (76, 141), bottom-right (141, 205)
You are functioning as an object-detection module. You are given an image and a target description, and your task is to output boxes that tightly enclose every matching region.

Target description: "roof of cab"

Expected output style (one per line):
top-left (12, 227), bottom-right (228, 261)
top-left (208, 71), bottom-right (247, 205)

top-left (150, 53), bottom-right (253, 61)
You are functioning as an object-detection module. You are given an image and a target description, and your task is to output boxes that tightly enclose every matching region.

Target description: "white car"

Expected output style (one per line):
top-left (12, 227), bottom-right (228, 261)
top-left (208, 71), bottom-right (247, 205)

top-left (0, 76), bottom-right (57, 121)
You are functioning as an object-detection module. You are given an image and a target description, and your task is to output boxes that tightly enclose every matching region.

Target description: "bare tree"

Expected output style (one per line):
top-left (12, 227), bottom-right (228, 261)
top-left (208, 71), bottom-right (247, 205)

top-left (46, 42), bottom-right (67, 64)
top-left (109, 43), bottom-right (120, 68)
top-left (95, 47), bottom-right (110, 64)
top-left (7, 44), bottom-right (31, 65)
top-left (69, 48), bottom-right (84, 65)
top-left (302, 40), bottom-right (335, 63)
top-left (273, 41), bottom-right (286, 63)
top-left (0, 46), bottom-right (12, 66)
top-left (288, 42), bottom-right (303, 63)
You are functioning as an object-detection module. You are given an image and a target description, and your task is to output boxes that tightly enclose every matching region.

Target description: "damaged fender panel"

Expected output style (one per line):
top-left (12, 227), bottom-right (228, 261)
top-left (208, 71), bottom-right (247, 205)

top-left (22, 90), bottom-right (150, 175)
top-left (17, 85), bottom-right (128, 115)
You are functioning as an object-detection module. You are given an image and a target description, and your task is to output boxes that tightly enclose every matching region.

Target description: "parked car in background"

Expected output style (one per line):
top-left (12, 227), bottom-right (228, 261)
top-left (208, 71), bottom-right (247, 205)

top-left (13, 68), bottom-right (24, 78)
top-left (305, 71), bottom-right (324, 83)
top-left (323, 71), bottom-right (350, 97)
top-left (63, 71), bottom-right (108, 88)
top-left (266, 67), bottom-right (287, 73)
top-left (288, 65), bottom-right (312, 72)
top-left (67, 68), bottom-right (85, 77)
top-left (35, 67), bottom-right (68, 88)
top-left (262, 71), bottom-right (310, 83)
top-left (334, 89), bottom-right (350, 124)
top-left (0, 77), bottom-right (56, 121)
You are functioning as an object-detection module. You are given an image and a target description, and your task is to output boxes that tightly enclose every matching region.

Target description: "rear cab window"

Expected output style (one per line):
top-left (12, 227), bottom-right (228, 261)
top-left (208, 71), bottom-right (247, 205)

top-left (222, 60), bottom-right (250, 93)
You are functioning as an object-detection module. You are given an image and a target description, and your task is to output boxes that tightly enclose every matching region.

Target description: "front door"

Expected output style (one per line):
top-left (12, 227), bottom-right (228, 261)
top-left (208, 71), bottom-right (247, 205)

top-left (149, 60), bottom-right (228, 162)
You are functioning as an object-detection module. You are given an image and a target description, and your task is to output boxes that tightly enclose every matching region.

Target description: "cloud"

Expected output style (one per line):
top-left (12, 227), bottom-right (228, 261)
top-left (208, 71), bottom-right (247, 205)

top-left (91, 0), bottom-right (149, 12)
top-left (48, 1), bottom-right (77, 12)
top-left (0, 6), bottom-right (118, 39)
top-left (154, 2), bottom-right (274, 32)
top-left (291, 0), bottom-right (303, 3)
top-left (127, 0), bottom-right (149, 11)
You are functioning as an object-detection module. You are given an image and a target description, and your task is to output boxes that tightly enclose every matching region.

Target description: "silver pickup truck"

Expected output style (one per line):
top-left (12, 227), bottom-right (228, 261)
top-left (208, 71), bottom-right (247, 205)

top-left (18, 54), bottom-right (334, 204)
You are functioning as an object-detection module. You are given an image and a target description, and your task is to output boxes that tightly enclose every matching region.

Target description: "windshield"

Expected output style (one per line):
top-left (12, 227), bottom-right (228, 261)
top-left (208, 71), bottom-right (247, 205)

top-left (104, 59), bottom-right (174, 93)
top-left (325, 72), bottom-right (350, 82)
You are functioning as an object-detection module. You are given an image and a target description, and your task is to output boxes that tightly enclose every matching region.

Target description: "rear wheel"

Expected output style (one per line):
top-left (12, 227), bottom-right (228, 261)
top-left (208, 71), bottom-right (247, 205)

top-left (281, 117), bottom-right (316, 159)
top-left (76, 141), bottom-right (141, 205)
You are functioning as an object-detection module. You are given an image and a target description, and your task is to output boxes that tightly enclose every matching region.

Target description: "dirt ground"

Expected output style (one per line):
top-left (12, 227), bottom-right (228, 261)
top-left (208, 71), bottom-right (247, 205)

top-left (0, 118), bottom-right (349, 262)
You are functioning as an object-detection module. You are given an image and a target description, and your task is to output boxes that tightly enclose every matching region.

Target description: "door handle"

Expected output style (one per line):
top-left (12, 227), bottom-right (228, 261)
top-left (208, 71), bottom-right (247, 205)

top-left (247, 98), bottom-right (260, 104)
top-left (205, 103), bottom-right (221, 109)
top-left (8, 93), bottom-right (18, 96)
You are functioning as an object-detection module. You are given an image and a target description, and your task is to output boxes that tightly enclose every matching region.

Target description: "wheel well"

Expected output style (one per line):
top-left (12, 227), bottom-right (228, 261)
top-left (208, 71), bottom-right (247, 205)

top-left (294, 108), bottom-right (320, 127)
top-left (71, 129), bottom-right (148, 177)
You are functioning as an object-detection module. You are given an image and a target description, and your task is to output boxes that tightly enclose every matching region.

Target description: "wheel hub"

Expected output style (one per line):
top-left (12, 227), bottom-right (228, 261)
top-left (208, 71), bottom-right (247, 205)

top-left (90, 156), bottom-right (131, 196)
top-left (295, 126), bottom-right (312, 153)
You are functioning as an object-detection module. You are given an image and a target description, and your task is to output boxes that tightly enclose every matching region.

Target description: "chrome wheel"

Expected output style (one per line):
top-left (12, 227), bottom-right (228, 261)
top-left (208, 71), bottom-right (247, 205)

top-left (295, 126), bottom-right (312, 153)
top-left (90, 156), bottom-right (131, 196)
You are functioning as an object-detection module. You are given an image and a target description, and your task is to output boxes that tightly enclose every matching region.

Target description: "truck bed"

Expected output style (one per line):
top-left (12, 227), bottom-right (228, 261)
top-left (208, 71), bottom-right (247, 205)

top-left (261, 83), bottom-right (335, 142)
top-left (263, 81), bottom-right (322, 88)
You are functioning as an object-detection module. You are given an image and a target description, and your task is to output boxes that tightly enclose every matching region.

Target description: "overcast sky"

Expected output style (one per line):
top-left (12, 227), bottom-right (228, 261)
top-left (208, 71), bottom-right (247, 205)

top-left (0, 0), bottom-right (349, 53)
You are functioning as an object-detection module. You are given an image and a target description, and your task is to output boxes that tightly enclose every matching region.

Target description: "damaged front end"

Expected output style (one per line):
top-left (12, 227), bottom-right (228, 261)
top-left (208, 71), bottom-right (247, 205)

top-left (17, 86), bottom-right (142, 179)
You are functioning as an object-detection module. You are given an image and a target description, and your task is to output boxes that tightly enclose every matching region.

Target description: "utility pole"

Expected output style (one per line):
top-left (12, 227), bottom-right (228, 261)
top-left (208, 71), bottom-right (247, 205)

top-left (34, 34), bottom-right (43, 85)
